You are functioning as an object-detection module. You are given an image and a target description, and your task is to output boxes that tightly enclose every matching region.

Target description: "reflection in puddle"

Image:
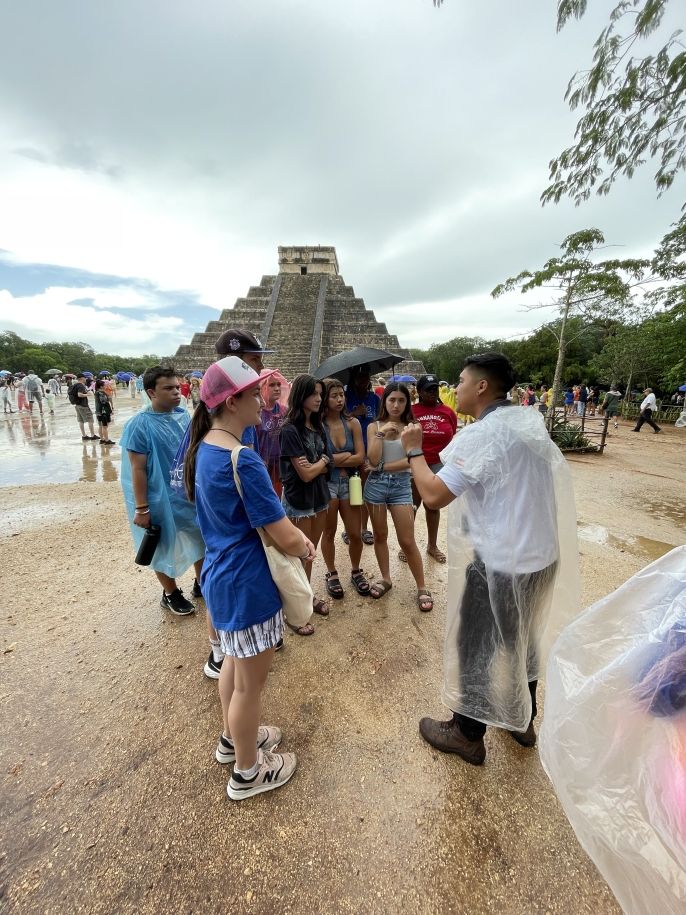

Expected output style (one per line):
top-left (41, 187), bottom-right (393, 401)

top-left (577, 522), bottom-right (676, 562)
top-left (0, 400), bottom-right (145, 486)
top-left (641, 499), bottom-right (686, 529)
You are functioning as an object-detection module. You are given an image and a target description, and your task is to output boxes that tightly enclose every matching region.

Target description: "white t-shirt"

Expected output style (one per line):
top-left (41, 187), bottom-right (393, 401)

top-left (640, 393), bottom-right (657, 411)
top-left (438, 406), bottom-right (559, 575)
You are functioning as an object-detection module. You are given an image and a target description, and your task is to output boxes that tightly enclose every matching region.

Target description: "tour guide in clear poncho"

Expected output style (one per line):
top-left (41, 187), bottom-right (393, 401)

top-left (400, 352), bottom-right (579, 766)
top-left (120, 366), bottom-right (205, 616)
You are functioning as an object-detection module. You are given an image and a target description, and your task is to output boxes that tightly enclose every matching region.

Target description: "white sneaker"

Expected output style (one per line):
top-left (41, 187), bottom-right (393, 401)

top-left (227, 749), bottom-right (297, 800)
top-left (215, 726), bottom-right (282, 764)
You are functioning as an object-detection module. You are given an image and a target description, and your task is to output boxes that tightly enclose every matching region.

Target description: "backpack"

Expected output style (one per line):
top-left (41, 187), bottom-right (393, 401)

top-left (26, 376), bottom-right (40, 395)
top-left (68, 384), bottom-right (81, 405)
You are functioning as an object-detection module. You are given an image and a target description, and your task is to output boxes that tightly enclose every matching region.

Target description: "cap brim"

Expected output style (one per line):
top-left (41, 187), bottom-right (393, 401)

top-left (243, 347), bottom-right (276, 354)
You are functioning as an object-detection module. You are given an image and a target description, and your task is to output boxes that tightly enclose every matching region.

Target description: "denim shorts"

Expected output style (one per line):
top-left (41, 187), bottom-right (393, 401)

top-left (363, 471), bottom-right (413, 506)
top-left (281, 492), bottom-right (328, 520)
top-left (327, 474), bottom-right (350, 501)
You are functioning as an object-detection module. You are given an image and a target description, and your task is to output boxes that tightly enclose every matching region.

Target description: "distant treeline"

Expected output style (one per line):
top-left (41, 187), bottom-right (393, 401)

top-left (0, 331), bottom-right (165, 377)
top-left (410, 312), bottom-right (686, 395)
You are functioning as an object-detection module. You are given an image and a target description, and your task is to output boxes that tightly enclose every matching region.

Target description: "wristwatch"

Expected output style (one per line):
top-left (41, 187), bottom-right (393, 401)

top-left (406, 449), bottom-right (424, 460)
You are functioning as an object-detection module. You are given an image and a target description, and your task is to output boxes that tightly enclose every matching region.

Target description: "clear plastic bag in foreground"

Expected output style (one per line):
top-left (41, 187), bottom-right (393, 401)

top-left (540, 546), bottom-right (686, 914)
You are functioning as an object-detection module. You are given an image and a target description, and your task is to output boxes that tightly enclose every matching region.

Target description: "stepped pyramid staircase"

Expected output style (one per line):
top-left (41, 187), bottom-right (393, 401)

top-left (172, 246), bottom-right (425, 381)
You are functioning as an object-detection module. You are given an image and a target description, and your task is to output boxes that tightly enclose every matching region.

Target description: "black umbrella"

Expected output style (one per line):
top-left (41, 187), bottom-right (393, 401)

top-left (313, 346), bottom-right (403, 384)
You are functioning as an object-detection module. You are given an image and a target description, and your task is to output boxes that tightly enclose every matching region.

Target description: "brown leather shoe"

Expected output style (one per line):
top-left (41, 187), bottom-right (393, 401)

top-left (419, 717), bottom-right (486, 766)
top-left (510, 721), bottom-right (536, 748)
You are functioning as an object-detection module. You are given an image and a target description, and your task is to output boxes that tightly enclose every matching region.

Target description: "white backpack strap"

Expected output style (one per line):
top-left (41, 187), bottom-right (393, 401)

top-left (230, 445), bottom-right (246, 500)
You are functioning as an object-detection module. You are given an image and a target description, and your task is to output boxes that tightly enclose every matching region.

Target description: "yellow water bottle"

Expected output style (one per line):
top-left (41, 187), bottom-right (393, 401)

top-left (349, 472), bottom-right (363, 507)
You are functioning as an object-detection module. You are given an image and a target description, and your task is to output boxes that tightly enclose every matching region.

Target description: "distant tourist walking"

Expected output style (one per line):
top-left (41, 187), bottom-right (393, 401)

top-left (185, 356), bottom-right (312, 800)
top-left (25, 371), bottom-right (44, 415)
top-left (601, 384), bottom-right (622, 430)
top-left (94, 379), bottom-right (116, 445)
top-left (1, 377), bottom-right (15, 414)
top-left (69, 372), bottom-right (98, 440)
top-left (632, 388), bottom-right (662, 434)
top-left (120, 366), bottom-right (205, 617)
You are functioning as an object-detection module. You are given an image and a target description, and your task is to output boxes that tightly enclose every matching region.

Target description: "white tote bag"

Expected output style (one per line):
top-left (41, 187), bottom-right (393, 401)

top-left (231, 447), bottom-right (313, 629)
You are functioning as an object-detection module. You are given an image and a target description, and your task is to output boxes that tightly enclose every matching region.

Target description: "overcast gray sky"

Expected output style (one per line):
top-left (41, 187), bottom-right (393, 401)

top-left (0, 0), bottom-right (682, 356)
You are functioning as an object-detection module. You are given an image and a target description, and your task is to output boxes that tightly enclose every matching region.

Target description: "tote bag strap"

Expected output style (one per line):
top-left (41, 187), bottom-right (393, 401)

top-left (230, 446), bottom-right (275, 549)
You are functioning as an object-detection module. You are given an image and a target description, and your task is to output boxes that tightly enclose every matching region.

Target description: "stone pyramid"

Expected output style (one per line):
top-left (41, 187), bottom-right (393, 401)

top-left (172, 246), bottom-right (426, 380)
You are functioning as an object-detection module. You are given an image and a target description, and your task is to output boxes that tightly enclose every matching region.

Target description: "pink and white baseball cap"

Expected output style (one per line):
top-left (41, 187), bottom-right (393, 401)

top-left (200, 357), bottom-right (277, 410)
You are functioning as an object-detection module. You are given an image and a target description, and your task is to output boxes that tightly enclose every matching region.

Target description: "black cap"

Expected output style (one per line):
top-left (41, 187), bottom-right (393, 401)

top-left (417, 374), bottom-right (440, 391)
top-left (215, 328), bottom-right (275, 356)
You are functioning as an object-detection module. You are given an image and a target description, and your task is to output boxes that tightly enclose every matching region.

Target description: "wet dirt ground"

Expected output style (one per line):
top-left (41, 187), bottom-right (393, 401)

top-left (1, 404), bottom-right (684, 915)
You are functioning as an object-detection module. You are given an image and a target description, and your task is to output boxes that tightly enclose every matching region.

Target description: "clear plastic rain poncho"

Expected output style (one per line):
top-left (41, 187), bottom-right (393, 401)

top-left (120, 407), bottom-right (205, 578)
top-left (438, 404), bottom-right (580, 731)
top-left (539, 546), bottom-right (686, 915)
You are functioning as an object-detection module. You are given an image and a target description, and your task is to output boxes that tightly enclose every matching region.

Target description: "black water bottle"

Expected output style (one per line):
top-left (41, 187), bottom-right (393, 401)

top-left (135, 524), bottom-right (161, 566)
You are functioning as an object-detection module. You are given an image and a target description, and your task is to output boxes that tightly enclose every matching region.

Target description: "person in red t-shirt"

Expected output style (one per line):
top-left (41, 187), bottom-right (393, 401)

top-left (179, 378), bottom-right (191, 401)
top-left (401, 374), bottom-right (457, 564)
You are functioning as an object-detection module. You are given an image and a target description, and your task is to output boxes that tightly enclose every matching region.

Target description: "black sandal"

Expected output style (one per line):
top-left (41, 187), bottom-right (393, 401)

top-left (325, 571), bottom-right (345, 600)
top-left (350, 569), bottom-right (370, 596)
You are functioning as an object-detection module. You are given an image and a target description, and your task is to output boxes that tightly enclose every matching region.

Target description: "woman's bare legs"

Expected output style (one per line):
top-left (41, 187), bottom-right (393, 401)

top-left (227, 648), bottom-right (276, 770)
top-left (389, 504), bottom-right (425, 589)
top-left (321, 498), bottom-right (340, 573)
top-left (339, 502), bottom-right (363, 570)
top-left (366, 502), bottom-right (390, 583)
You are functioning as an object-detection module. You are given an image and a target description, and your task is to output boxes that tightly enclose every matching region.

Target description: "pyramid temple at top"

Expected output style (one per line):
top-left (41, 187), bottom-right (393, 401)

top-left (172, 246), bottom-right (426, 381)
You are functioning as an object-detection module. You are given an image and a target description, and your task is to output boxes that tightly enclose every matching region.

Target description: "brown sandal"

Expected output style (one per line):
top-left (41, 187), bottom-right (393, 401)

top-left (312, 596), bottom-right (330, 616)
top-left (370, 580), bottom-right (392, 600)
top-left (417, 589), bottom-right (433, 612)
top-left (285, 620), bottom-right (315, 636)
top-left (427, 546), bottom-right (447, 564)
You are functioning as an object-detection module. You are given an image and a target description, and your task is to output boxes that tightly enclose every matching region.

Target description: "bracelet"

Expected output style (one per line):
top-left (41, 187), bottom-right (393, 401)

top-left (135, 504), bottom-right (149, 510)
top-left (406, 451), bottom-right (424, 460)
top-left (299, 550), bottom-right (310, 560)
top-left (374, 431), bottom-right (386, 438)
top-left (135, 508), bottom-right (150, 514)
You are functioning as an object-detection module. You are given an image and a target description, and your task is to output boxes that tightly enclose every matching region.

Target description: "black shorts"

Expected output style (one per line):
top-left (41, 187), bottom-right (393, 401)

top-left (96, 409), bottom-right (112, 424)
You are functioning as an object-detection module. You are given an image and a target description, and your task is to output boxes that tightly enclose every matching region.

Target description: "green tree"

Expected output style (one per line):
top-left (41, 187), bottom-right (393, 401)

top-left (543, 0), bottom-right (686, 204)
top-left (492, 228), bottom-right (649, 421)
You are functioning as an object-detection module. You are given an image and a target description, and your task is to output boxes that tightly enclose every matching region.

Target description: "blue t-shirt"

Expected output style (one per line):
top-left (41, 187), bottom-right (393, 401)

top-left (345, 390), bottom-right (380, 446)
top-left (194, 444), bottom-right (285, 632)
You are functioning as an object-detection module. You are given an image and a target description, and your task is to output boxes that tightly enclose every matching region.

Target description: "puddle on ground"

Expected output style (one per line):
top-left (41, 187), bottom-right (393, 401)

top-left (640, 499), bottom-right (686, 529)
top-left (0, 399), bottom-right (144, 486)
top-left (577, 522), bottom-right (677, 562)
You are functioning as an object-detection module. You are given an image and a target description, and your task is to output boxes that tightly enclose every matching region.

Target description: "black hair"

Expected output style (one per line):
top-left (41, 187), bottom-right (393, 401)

top-left (377, 383), bottom-right (413, 424)
top-left (95, 378), bottom-right (105, 390)
top-left (143, 365), bottom-right (177, 394)
top-left (322, 377), bottom-right (350, 420)
top-left (285, 374), bottom-right (324, 431)
top-left (463, 352), bottom-right (515, 398)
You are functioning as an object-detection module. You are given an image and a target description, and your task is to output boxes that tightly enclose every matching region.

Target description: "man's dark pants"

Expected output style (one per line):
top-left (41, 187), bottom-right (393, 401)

top-left (633, 408), bottom-right (661, 433)
top-left (453, 558), bottom-right (556, 741)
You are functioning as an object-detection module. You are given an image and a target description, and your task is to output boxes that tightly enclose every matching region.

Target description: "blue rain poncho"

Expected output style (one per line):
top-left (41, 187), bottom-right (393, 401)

top-left (120, 406), bottom-right (205, 578)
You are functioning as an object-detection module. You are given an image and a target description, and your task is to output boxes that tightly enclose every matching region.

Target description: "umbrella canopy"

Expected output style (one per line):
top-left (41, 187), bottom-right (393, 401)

top-left (313, 346), bottom-right (403, 384)
top-left (390, 374), bottom-right (416, 384)
top-left (45, 368), bottom-right (62, 375)
top-left (82, 371), bottom-right (94, 378)
top-left (115, 371), bottom-right (130, 379)
top-left (190, 370), bottom-right (203, 378)
top-left (0, 369), bottom-right (11, 376)
top-left (99, 370), bottom-right (112, 376)
top-left (64, 373), bottom-right (76, 378)
top-left (679, 384), bottom-right (686, 392)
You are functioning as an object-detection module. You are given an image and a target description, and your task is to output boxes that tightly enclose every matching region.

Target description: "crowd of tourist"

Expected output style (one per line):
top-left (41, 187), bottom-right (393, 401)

top-left (111, 329), bottom-right (595, 802)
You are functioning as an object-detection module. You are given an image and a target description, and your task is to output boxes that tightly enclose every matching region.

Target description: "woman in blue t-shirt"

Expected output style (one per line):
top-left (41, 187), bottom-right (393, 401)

top-left (185, 356), bottom-right (316, 802)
